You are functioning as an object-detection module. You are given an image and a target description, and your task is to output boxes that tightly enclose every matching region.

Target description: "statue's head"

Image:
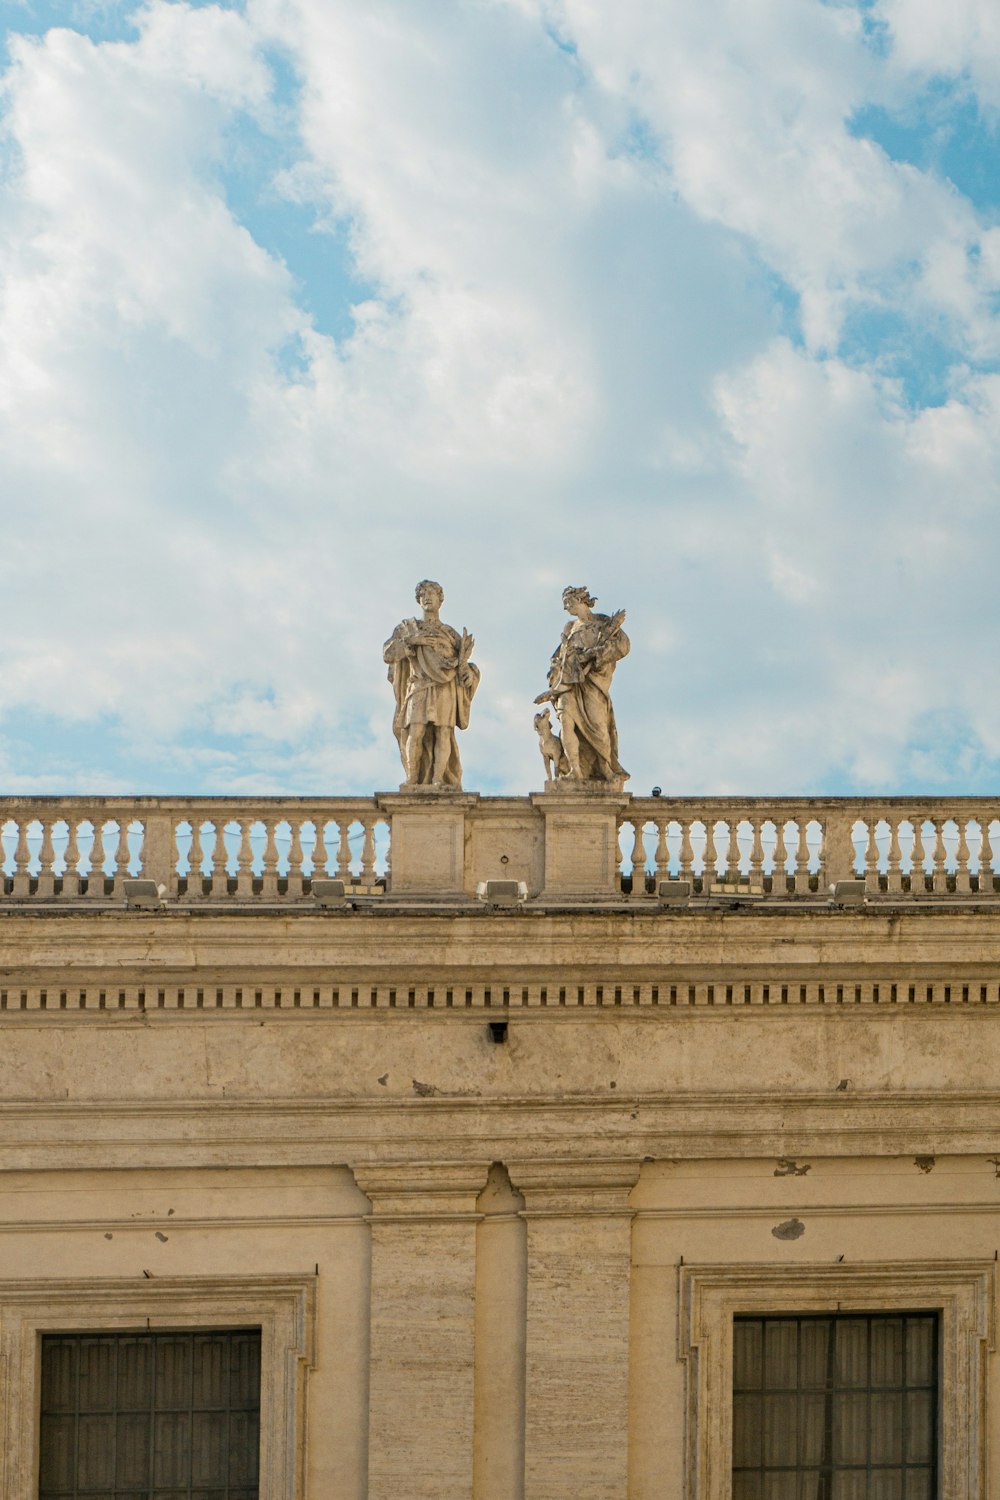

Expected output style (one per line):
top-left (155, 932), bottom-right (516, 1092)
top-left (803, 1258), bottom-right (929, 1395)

top-left (562, 585), bottom-right (596, 613)
top-left (415, 579), bottom-right (444, 609)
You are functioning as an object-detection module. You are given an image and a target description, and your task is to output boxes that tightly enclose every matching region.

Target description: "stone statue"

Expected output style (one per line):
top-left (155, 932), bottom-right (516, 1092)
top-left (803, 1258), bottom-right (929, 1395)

top-left (534, 585), bottom-right (629, 784)
top-left (384, 580), bottom-right (480, 787)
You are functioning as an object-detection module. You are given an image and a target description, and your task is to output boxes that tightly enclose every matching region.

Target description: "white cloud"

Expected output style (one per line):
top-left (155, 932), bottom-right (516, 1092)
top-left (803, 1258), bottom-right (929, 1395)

top-left (0, 0), bottom-right (998, 798)
top-left (545, 0), bottom-right (993, 354)
top-left (876, 0), bottom-right (1000, 103)
top-left (704, 337), bottom-right (1000, 787)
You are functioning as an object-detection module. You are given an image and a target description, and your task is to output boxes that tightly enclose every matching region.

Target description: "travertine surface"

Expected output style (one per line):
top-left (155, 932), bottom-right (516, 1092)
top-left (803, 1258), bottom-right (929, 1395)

top-left (2, 791), bottom-right (1000, 1497)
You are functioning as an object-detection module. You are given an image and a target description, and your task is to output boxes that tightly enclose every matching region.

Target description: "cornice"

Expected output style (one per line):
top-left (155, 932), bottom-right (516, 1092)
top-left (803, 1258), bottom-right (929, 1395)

top-left (0, 1091), bottom-right (998, 1168)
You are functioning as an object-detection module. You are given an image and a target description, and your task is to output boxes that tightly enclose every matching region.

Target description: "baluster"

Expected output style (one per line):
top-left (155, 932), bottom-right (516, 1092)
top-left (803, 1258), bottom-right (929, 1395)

top-left (36, 818), bottom-right (56, 898)
top-left (261, 819), bottom-right (280, 898)
top-left (717, 815), bottom-right (731, 884)
top-left (629, 819), bottom-right (646, 895)
top-left (0, 819), bottom-right (11, 900)
top-left (171, 819), bottom-right (183, 900)
top-left (288, 819), bottom-right (306, 898)
top-left (313, 818), bottom-right (329, 880)
top-left (653, 819), bottom-right (669, 884)
top-left (792, 820), bottom-right (809, 894)
top-left (981, 821), bottom-right (994, 894)
top-left (187, 820), bottom-right (205, 899)
top-left (114, 817), bottom-right (133, 895)
top-left (862, 818), bottom-right (877, 889)
top-left (12, 817), bottom-right (32, 898)
top-left (955, 817), bottom-right (972, 894)
top-left (772, 821), bottom-right (788, 896)
top-left (211, 818), bottom-right (229, 897)
top-left (361, 817), bottom-right (377, 886)
top-left (749, 820), bottom-right (764, 886)
top-left (236, 820), bottom-right (254, 898)
top-left (336, 821), bottom-right (353, 881)
top-left (813, 819), bottom-right (827, 888)
top-left (63, 818), bottom-right (82, 898)
top-left (886, 818), bottom-right (903, 894)
top-left (728, 828), bottom-right (743, 882)
top-left (86, 817), bottom-right (107, 899)
top-left (909, 820), bottom-right (925, 894)
top-left (680, 818), bottom-right (695, 884)
top-left (931, 818), bottom-right (948, 893)
top-left (848, 819), bottom-right (862, 879)
top-left (701, 820), bottom-right (716, 891)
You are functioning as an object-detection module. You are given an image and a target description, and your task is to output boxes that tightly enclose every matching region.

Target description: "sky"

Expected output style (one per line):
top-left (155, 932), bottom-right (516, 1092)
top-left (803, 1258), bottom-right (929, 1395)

top-left (1, 0), bottom-right (999, 797)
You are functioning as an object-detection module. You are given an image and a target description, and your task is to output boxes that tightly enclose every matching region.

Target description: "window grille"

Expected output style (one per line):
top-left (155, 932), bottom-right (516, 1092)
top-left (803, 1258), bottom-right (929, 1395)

top-left (733, 1312), bottom-right (938, 1499)
top-left (38, 1328), bottom-right (261, 1500)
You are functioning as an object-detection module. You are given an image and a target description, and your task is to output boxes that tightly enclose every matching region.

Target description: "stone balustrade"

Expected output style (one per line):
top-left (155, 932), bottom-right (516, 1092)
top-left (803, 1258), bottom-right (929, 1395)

top-left (621, 795), bottom-right (1000, 896)
top-left (0, 797), bottom-right (387, 902)
top-left (0, 793), bottom-right (995, 903)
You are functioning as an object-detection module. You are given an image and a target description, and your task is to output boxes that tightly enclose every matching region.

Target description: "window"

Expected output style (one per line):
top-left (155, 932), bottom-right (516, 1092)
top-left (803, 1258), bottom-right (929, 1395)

top-left (677, 1261), bottom-right (992, 1500)
top-left (39, 1328), bottom-right (261, 1500)
top-left (733, 1314), bottom-right (937, 1499)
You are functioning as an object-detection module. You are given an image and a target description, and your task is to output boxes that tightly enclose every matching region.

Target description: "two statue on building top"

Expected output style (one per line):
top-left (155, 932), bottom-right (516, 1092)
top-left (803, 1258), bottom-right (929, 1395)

top-left (385, 580), bottom-right (629, 790)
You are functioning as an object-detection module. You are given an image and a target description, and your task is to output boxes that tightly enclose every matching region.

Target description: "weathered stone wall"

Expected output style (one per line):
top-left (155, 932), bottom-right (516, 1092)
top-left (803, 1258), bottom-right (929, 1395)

top-left (2, 886), bottom-right (1000, 1495)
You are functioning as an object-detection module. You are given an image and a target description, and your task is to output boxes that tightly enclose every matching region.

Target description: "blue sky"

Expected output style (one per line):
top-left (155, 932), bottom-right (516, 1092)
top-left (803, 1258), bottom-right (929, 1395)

top-left (0, 0), bottom-right (999, 795)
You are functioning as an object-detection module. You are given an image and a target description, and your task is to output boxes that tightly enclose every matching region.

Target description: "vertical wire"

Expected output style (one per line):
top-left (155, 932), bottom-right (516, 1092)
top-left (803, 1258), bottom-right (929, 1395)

top-left (902, 1316), bottom-right (909, 1500)
top-left (111, 1336), bottom-right (119, 1500)
top-left (866, 1315), bottom-right (873, 1493)
top-left (72, 1339), bottom-right (80, 1500)
top-left (148, 1333), bottom-right (157, 1500)
top-left (820, 1318), bottom-right (835, 1500)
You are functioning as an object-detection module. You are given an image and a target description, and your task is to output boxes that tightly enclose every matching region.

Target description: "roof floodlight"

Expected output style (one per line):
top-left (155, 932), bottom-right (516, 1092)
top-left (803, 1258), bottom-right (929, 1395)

top-left (476, 879), bottom-right (528, 908)
top-left (123, 879), bottom-right (166, 911)
top-left (312, 879), bottom-right (348, 908)
top-left (657, 879), bottom-right (691, 906)
top-left (831, 879), bottom-right (867, 907)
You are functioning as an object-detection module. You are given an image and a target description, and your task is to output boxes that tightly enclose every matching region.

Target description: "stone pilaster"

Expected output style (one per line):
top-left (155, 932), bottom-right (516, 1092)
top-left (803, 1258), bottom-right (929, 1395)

top-left (509, 1159), bottom-right (640, 1500)
top-left (473, 1165), bottom-right (527, 1500)
top-left (356, 1162), bottom-right (489, 1500)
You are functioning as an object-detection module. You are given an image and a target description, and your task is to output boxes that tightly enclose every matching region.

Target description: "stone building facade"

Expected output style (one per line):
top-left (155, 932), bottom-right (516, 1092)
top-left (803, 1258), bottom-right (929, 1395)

top-left (0, 788), bottom-right (997, 1497)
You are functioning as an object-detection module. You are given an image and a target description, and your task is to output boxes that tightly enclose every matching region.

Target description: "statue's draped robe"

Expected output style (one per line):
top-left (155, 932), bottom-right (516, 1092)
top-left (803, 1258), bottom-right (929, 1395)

top-left (384, 619), bottom-right (480, 785)
top-left (547, 614), bottom-right (629, 779)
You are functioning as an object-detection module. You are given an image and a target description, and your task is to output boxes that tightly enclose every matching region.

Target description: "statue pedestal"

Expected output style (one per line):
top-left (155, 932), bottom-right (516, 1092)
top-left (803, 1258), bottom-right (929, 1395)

top-left (377, 791), bottom-right (479, 897)
top-left (531, 787), bottom-right (629, 900)
top-left (543, 777), bottom-right (628, 796)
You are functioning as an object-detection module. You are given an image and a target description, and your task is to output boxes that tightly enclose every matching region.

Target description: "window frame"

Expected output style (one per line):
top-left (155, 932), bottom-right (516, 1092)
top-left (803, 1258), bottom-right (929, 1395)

top-left (0, 1275), bottom-right (315, 1500)
top-left (678, 1260), bottom-right (994, 1500)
